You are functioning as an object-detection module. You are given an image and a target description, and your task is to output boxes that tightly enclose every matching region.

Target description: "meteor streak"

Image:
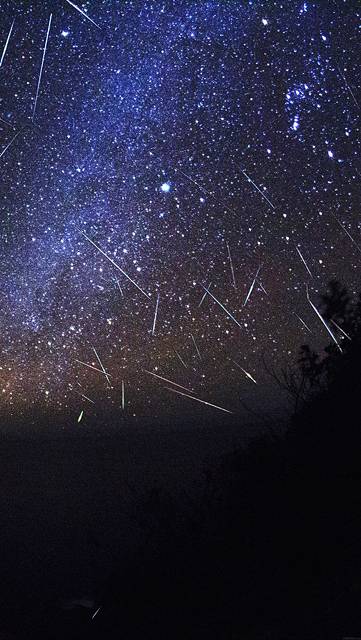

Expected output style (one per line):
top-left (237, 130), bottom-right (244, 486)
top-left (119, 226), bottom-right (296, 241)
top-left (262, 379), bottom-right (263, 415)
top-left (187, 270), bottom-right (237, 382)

top-left (163, 386), bottom-right (233, 414)
top-left (241, 170), bottom-right (275, 209)
top-left (82, 231), bottom-right (151, 299)
top-left (202, 285), bottom-right (243, 329)
top-left (152, 293), bottom-right (160, 335)
top-left (244, 266), bottom-right (261, 307)
top-left (295, 245), bottom-right (313, 277)
top-left (0, 19), bottom-right (14, 68)
top-left (144, 369), bottom-right (194, 393)
top-left (65, 0), bottom-right (100, 29)
top-left (32, 14), bottom-right (52, 121)
top-left (306, 286), bottom-right (342, 352)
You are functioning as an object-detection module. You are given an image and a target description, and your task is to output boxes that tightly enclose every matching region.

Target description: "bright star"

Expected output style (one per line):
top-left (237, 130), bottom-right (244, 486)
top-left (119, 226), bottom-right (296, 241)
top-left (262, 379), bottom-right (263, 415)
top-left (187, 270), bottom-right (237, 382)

top-left (160, 182), bottom-right (171, 193)
top-left (292, 115), bottom-right (300, 131)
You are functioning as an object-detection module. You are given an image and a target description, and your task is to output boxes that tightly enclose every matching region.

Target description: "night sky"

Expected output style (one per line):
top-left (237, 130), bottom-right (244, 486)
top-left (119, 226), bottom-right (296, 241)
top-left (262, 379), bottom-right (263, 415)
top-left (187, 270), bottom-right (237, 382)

top-left (0, 1), bottom-right (360, 423)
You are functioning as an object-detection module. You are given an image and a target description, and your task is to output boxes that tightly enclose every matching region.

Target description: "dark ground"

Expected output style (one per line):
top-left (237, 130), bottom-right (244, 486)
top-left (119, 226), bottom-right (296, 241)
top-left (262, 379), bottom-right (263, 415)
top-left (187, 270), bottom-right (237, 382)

top-left (0, 420), bottom-right (254, 638)
top-left (0, 388), bottom-right (360, 639)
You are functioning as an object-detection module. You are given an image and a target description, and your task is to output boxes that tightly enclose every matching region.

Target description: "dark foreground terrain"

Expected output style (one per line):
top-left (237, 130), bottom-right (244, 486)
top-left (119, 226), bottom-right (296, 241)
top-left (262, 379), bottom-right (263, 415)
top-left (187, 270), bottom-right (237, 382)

top-left (0, 406), bottom-right (359, 640)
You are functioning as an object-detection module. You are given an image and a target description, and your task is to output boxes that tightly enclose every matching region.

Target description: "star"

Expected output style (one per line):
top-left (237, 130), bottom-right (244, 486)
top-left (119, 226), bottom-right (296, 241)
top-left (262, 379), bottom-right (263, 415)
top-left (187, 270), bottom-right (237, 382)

top-left (160, 182), bottom-right (171, 193)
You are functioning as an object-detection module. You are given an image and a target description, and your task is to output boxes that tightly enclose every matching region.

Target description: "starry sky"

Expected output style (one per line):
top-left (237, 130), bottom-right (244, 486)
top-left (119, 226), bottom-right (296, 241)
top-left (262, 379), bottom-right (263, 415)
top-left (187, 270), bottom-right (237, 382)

top-left (0, 0), bottom-right (360, 424)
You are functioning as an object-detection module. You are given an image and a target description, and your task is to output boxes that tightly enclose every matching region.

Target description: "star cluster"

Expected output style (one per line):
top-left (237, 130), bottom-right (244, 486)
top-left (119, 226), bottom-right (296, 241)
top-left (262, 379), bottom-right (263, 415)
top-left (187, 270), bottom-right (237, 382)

top-left (0, 1), bottom-right (360, 422)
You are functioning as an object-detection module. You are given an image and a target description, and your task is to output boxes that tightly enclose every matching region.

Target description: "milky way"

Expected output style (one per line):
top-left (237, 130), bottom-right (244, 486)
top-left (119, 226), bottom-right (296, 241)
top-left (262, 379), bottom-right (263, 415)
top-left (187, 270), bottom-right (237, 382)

top-left (0, 1), bottom-right (360, 422)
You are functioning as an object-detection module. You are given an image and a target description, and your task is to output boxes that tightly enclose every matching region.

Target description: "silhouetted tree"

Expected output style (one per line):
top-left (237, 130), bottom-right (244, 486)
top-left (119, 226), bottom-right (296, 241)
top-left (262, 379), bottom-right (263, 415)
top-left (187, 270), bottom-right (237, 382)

top-left (266, 280), bottom-right (361, 414)
top-left (320, 279), bottom-right (351, 325)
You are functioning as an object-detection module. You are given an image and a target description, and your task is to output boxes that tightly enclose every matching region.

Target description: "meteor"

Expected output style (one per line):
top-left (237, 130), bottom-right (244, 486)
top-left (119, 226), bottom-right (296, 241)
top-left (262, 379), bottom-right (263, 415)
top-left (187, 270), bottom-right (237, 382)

top-left (32, 14), bottom-right (52, 121)
top-left (241, 170), bottom-right (275, 210)
top-left (244, 266), bottom-right (261, 307)
top-left (163, 386), bottom-right (233, 414)
top-left (0, 19), bottom-right (15, 68)
top-left (202, 285), bottom-right (243, 329)
top-left (306, 286), bottom-right (342, 352)
top-left (82, 231), bottom-right (151, 300)
top-left (65, 0), bottom-right (100, 29)
top-left (144, 369), bottom-right (194, 393)
top-left (152, 293), bottom-right (160, 335)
